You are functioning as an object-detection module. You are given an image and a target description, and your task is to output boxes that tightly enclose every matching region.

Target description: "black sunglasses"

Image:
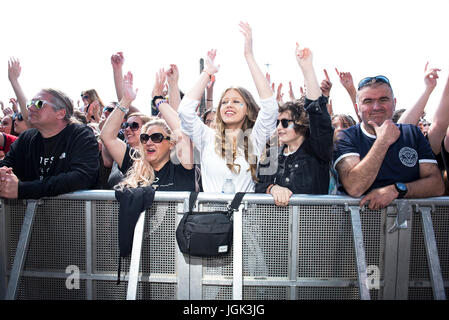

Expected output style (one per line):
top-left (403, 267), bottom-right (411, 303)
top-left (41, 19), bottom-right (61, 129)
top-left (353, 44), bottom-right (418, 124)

top-left (13, 113), bottom-right (24, 121)
top-left (121, 121), bottom-right (140, 131)
top-left (81, 94), bottom-right (89, 100)
top-left (140, 132), bottom-right (170, 144)
top-left (276, 119), bottom-right (295, 128)
top-left (103, 107), bottom-right (114, 113)
top-left (357, 75), bottom-right (391, 90)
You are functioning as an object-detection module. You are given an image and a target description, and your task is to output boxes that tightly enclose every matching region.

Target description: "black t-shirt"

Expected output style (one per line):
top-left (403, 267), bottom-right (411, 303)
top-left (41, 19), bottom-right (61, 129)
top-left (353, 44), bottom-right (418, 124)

top-left (152, 161), bottom-right (195, 191)
top-left (40, 129), bottom-right (67, 180)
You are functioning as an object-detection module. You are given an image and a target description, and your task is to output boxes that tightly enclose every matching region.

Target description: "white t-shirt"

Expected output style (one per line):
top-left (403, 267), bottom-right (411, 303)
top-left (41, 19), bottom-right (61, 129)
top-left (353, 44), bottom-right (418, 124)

top-left (178, 95), bottom-right (278, 192)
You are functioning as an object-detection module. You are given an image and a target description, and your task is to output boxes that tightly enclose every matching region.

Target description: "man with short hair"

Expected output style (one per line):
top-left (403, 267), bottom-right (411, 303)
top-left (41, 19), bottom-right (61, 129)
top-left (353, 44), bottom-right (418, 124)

top-left (0, 88), bottom-right (99, 199)
top-left (333, 76), bottom-right (444, 210)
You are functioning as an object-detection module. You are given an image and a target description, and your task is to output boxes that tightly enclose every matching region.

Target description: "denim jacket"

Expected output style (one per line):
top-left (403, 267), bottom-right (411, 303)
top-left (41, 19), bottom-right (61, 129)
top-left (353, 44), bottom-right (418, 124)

top-left (256, 96), bottom-right (334, 194)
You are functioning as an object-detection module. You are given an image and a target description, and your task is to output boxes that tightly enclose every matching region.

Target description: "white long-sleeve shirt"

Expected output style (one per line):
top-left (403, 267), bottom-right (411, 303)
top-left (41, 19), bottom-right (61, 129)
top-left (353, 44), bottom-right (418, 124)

top-left (178, 95), bottom-right (278, 192)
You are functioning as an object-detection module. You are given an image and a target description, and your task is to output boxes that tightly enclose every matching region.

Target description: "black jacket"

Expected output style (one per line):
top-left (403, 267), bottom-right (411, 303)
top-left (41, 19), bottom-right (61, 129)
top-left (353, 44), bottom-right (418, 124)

top-left (0, 123), bottom-right (100, 199)
top-left (256, 96), bottom-right (334, 194)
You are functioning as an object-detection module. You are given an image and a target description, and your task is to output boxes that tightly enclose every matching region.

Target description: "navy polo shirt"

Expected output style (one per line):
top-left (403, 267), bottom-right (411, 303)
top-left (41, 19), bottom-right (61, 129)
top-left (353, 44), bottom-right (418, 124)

top-left (333, 123), bottom-right (437, 194)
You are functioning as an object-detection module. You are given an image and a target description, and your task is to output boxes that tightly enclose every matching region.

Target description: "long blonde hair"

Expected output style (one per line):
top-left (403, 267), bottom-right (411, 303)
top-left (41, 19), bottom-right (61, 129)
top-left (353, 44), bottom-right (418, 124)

top-left (214, 87), bottom-right (260, 182)
top-left (115, 119), bottom-right (174, 190)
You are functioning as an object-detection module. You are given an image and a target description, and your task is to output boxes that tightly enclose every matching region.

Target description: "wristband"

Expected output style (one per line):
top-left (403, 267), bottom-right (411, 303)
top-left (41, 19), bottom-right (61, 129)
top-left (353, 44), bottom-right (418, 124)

top-left (155, 99), bottom-right (168, 110)
top-left (266, 184), bottom-right (275, 194)
top-left (116, 103), bottom-right (128, 114)
top-left (152, 95), bottom-right (165, 108)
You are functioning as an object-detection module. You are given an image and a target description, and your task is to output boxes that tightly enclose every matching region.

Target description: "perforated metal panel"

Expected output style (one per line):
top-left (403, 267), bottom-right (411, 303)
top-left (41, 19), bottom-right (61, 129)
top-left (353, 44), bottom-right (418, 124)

top-left (297, 204), bottom-right (356, 278)
top-left (18, 276), bottom-right (86, 300)
top-left (296, 287), bottom-right (359, 300)
top-left (408, 206), bottom-right (449, 298)
top-left (8, 199), bottom-right (86, 272)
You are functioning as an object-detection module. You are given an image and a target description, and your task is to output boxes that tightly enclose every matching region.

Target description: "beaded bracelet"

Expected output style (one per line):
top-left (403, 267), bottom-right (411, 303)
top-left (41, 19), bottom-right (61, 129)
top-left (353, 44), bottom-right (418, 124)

top-left (116, 103), bottom-right (128, 114)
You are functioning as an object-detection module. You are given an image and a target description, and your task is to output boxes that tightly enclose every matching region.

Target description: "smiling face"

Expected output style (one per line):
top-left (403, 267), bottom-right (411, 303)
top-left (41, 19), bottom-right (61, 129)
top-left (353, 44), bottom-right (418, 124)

top-left (142, 124), bottom-right (173, 170)
top-left (123, 115), bottom-right (144, 148)
top-left (357, 83), bottom-right (396, 132)
top-left (218, 89), bottom-right (248, 130)
top-left (277, 111), bottom-right (301, 146)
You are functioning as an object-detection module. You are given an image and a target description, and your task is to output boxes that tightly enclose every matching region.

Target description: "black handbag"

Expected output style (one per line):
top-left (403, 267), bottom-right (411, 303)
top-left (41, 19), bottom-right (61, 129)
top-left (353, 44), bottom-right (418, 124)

top-left (176, 192), bottom-right (246, 257)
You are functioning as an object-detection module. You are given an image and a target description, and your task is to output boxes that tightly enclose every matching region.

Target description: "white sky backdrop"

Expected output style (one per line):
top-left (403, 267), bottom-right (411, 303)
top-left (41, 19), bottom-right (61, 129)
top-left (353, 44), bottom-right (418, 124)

top-left (1, 0), bottom-right (449, 122)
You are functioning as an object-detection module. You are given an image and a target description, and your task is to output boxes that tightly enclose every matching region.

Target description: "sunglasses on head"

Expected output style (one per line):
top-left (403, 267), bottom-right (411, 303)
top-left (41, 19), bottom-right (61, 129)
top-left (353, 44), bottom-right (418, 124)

top-left (26, 99), bottom-right (54, 110)
top-left (121, 121), bottom-right (140, 131)
top-left (357, 75), bottom-right (391, 90)
top-left (140, 132), bottom-right (170, 144)
top-left (276, 119), bottom-right (295, 128)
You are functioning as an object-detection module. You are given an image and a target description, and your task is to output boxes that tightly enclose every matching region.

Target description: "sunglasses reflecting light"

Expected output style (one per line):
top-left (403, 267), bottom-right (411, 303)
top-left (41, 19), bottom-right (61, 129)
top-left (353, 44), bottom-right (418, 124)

top-left (26, 99), bottom-right (54, 110)
top-left (121, 121), bottom-right (140, 131)
top-left (140, 133), bottom-right (170, 144)
top-left (276, 119), bottom-right (294, 128)
top-left (357, 75), bottom-right (391, 90)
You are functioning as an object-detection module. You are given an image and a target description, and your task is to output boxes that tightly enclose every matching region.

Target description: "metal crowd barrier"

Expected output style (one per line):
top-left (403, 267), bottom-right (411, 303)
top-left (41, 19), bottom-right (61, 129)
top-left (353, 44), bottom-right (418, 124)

top-left (0, 191), bottom-right (448, 300)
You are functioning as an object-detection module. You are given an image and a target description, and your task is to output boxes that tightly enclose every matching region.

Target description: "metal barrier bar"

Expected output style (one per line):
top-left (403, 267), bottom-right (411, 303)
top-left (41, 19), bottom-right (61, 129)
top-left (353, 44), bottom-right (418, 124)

top-left (419, 206), bottom-right (446, 300)
top-left (126, 210), bottom-right (146, 300)
top-left (232, 204), bottom-right (244, 300)
top-left (5, 200), bottom-right (39, 300)
top-left (349, 206), bottom-right (370, 300)
top-left (395, 203), bottom-right (412, 300)
top-left (85, 201), bottom-right (93, 300)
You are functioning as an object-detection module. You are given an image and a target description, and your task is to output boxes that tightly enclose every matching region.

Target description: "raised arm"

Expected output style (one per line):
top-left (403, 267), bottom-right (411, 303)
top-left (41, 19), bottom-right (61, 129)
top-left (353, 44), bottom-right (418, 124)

top-left (295, 43), bottom-right (320, 100)
top-left (153, 69), bottom-right (193, 169)
top-left (398, 62), bottom-right (440, 127)
top-left (8, 58), bottom-right (28, 120)
top-left (427, 67), bottom-right (449, 155)
top-left (239, 22), bottom-right (273, 99)
top-left (100, 71), bottom-right (136, 168)
top-left (111, 52), bottom-right (125, 102)
top-left (335, 68), bottom-right (361, 122)
top-left (166, 64), bottom-right (181, 111)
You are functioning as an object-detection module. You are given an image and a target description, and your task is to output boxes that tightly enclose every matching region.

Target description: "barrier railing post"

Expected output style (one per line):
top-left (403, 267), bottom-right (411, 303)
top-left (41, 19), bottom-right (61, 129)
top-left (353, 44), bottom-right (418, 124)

top-left (126, 210), bottom-right (146, 300)
top-left (0, 200), bottom-right (7, 299)
top-left (5, 200), bottom-right (39, 300)
top-left (232, 204), bottom-right (244, 300)
top-left (419, 206), bottom-right (446, 300)
top-left (348, 205), bottom-right (370, 300)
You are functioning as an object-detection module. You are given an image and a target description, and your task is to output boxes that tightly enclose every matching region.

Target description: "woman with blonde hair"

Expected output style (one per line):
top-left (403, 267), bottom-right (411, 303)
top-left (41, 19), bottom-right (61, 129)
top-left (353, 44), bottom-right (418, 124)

top-left (107, 70), bottom-right (195, 191)
top-left (177, 22), bottom-right (278, 192)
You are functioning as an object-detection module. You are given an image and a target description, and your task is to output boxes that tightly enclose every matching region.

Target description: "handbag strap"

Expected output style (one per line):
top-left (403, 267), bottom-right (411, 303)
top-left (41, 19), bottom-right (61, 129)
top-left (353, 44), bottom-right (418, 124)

top-left (229, 192), bottom-right (246, 211)
top-left (188, 192), bottom-right (200, 212)
top-left (188, 191), bottom-right (245, 212)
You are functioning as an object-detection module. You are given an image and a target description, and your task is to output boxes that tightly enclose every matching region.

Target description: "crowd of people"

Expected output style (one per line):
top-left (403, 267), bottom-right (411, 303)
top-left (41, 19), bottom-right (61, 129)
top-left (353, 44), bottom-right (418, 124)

top-left (1, 22), bottom-right (448, 210)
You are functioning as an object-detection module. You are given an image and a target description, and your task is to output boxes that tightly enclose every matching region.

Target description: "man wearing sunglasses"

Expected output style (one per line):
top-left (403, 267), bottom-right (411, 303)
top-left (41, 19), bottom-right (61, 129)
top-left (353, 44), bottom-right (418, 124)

top-left (333, 76), bottom-right (444, 210)
top-left (0, 88), bottom-right (99, 199)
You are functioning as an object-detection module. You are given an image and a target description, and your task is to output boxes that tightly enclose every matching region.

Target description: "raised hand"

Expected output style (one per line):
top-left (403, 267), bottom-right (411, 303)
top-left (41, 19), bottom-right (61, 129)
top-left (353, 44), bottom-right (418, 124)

top-left (239, 21), bottom-right (253, 58)
top-left (9, 98), bottom-right (19, 113)
top-left (335, 68), bottom-right (355, 91)
top-left (122, 71), bottom-right (138, 104)
top-left (8, 58), bottom-right (22, 83)
top-left (320, 69), bottom-right (332, 97)
top-left (288, 81), bottom-right (295, 101)
top-left (166, 64), bottom-right (179, 87)
top-left (423, 62), bottom-right (440, 91)
top-left (295, 42), bottom-right (313, 69)
top-left (111, 52), bottom-right (125, 69)
top-left (276, 83), bottom-right (284, 104)
top-left (152, 68), bottom-right (167, 98)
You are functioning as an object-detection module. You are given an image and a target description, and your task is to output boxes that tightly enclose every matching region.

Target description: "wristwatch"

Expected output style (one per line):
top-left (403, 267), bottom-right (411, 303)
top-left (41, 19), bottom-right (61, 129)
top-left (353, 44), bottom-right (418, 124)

top-left (394, 182), bottom-right (408, 199)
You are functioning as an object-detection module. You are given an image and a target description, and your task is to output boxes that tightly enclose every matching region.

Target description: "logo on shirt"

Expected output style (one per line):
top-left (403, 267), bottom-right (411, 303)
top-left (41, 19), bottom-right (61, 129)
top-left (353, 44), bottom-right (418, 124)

top-left (399, 147), bottom-right (418, 167)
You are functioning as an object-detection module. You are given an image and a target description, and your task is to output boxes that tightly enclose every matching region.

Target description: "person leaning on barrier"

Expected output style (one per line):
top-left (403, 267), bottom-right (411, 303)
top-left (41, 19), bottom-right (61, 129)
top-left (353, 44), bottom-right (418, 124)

top-left (333, 76), bottom-right (445, 210)
top-left (256, 43), bottom-right (334, 206)
top-left (0, 88), bottom-right (100, 199)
